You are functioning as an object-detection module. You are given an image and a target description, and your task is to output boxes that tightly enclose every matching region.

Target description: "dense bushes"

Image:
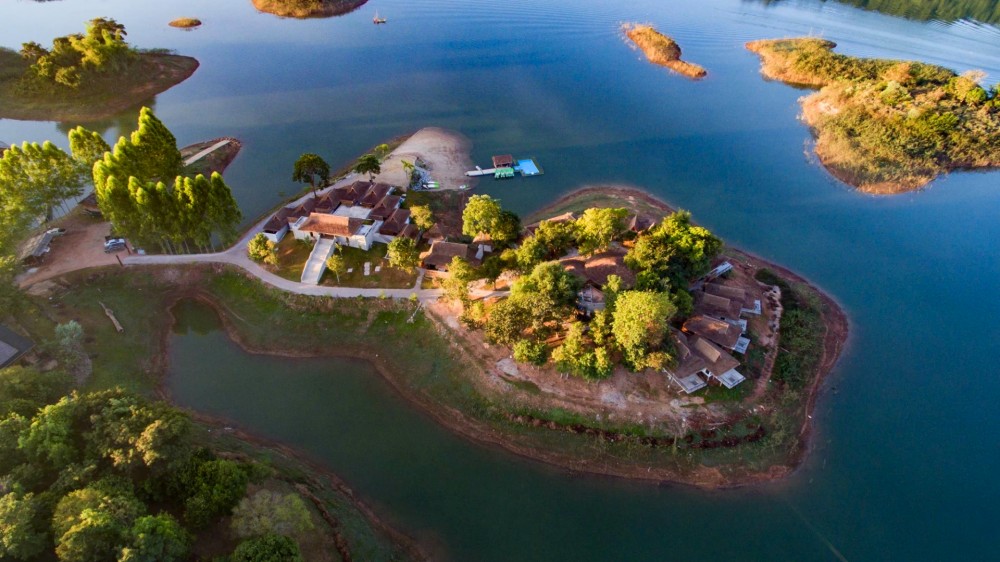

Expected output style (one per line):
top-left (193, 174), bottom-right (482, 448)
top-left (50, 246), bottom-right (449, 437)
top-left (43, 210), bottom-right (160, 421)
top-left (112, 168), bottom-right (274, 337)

top-left (755, 269), bottom-right (824, 389)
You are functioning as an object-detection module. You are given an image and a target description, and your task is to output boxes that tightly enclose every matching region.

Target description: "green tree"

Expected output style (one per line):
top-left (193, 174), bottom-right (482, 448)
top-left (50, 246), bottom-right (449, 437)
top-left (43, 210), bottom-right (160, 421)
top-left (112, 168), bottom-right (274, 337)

top-left (386, 237), bottom-right (419, 271)
top-left (231, 534), bottom-right (303, 562)
top-left (0, 493), bottom-right (48, 561)
top-left (0, 414), bottom-right (30, 474)
top-left (511, 236), bottom-right (547, 273)
top-left (53, 484), bottom-right (145, 562)
top-left (461, 194), bottom-right (503, 240)
top-left (408, 204), bottom-right (434, 230)
top-left (54, 320), bottom-right (85, 365)
top-left (68, 126), bottom-right (110, 182)
top-left (510, 261), bottom-right (581, 325)
top-left (512, 339), bottom-right (548, 366)
top-left (611, 291), bottom-right (676, 371)
top-left (483, 297), bottom-right (532, 346)
top-left (247, 234), bottom-right (277, 265)
top-left (492, 210), bottom-right (521, 247)
top-left (575, 207), bottom-right (628, 255)
top-left (325, 252), bottom-right (346, 283)
top-left (0, 140), bottom-right (83, 220)
top-left (118, 514), bottom-right (189, 562)
top-left (352, 153), bottom-right (381, 182)
top-left (442, 256), bottom-right (475, 303)
top-left (625, 210), bottom-right (722, 287)
top-left (291, 153), bottom-right (330, 198)
top-left (533, 219), bottom-right (578, 257)
top-left (603, 274), bottom-right (623, 311)
top-left (373, 143), bottom-right (391, 160)
top-left (182, 459), bottom-right (249, 529)
top-left (231, 490), bottom-right (314, 539)
top-left (0, 365), bottom-right (72, 418)
top-left (551, 322), bottom-right (612, 381)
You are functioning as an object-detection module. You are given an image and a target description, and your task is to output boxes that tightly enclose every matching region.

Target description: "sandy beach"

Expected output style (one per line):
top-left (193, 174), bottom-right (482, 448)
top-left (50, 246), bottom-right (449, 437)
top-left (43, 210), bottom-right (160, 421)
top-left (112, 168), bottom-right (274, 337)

top-left (373, 127), bottom-right (477, 191)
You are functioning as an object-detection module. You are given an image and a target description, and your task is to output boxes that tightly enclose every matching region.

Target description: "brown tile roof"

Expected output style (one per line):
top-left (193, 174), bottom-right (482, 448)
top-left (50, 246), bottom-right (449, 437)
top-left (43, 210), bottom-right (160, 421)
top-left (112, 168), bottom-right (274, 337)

top-left (704, 283), bottom-right (748, 308)
top-left (669, 331), bottom-right (739, 379)
top-left (314, 193), bottom-right (340, 214)
top-left (263, 207), bottom-right (292, 233)
top-left (682, 315), bottom-right (742, 350)
top-left (694, 292), bottom-right (742, 320)
top-left (297, 213), bottom-right (362, 237)
top-left (334, 181), bottom-right (371, 206)
top-left (583, 249), bottom-right (635, 288)
top-left (492, 154), bottom-right (514, 168)
top-left (424, 223), bottom-right (447, 241)
top-left (378, 208), bottom-right (411, 237)
top-left (369, 195), bottom-right (402, 221)
top-left (420, 241), bottom-right (473, 269)
top-left (360, 183), bottom-right (393, 208)
top-left (399, 223), bottom-right (420, 241)
top-left (627, 214), bottom-right (655, 232)
top-left (288, 198), bottom-right (317, 220)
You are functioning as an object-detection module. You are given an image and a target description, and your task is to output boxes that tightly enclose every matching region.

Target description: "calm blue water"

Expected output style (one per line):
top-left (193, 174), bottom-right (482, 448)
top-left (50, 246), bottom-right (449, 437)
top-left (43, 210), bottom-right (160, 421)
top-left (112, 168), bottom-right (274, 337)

top-left (6, 0), bottom-right (1000, 560)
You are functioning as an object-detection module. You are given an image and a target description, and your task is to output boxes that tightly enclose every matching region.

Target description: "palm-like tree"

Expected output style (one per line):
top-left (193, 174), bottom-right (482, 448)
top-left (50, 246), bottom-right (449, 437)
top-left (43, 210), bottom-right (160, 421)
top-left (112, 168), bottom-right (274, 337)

top-left (353, 153), bottom-right (381, 182)
top-left (292, 153), bottom-right (330, 198)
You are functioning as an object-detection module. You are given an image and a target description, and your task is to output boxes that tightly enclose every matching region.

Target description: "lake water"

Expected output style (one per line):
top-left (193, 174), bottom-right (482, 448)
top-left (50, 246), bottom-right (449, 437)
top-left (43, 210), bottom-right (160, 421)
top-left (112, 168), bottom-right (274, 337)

top-left (6, 0), bottom-right (1000, 559)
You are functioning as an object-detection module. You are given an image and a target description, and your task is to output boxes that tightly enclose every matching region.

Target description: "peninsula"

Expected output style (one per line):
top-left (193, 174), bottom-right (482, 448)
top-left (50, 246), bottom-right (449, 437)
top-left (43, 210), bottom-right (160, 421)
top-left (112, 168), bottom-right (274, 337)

top-left (252, 0), bottom-right (369, 19)
top-left (623, 23), bottom-right (707, 79)
top-left (747, 38), bottom-right (1000, 193)
top-left (0, 18), bottom-right (198, 122)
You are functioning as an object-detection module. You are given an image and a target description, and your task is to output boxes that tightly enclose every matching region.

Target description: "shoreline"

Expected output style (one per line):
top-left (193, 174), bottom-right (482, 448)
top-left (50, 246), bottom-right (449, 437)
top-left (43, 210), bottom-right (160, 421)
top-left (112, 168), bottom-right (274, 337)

top-left (623, 23), bottom-right (707, 79)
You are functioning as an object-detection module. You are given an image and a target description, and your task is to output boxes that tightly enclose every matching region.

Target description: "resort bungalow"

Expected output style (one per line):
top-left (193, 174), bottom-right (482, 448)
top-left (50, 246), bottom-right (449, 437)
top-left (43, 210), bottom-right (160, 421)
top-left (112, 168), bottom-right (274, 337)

top-left (0, 325), bottom-right (34, 369)
top-left (560, 248), bottom-right (636, 313)
top-left (627, 214), bottom-right (655, 233)
top-left (314, 192), bottom-right (341, 214)
top-left (359, 183), bottom-right (394, 208)
top-left (682, 314), bottom-right (750, 354)
top-left (369, 194), bottom-right (402, 221)
top-left (262, 198), bottom-right (317, 244)
top-left (332, 180), bottom-right (372, 207)
top-left (420, 241), bottom-right (478, 271)
top-left (665, 330), bottom-right (746, 394)
top-left (293, 213), bottom-right (375, 250)
top-left (423, 223), bottom-right (447, 243)
top-left (377, 208), bottom-right (419, 241)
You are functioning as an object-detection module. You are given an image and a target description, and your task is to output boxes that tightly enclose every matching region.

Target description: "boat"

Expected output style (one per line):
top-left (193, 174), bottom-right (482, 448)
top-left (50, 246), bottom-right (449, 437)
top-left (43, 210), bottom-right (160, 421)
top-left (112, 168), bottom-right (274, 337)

top-left (373, 11), bottom-right (386, 24)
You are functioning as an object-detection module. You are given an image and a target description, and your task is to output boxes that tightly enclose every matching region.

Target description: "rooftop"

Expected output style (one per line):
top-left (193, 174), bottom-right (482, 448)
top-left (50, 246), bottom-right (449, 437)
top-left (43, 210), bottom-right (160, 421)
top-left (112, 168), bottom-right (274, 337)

top-left (0, 325), bottom-right (34, 369)
top-left (297, 213), bottom-right (364, 237)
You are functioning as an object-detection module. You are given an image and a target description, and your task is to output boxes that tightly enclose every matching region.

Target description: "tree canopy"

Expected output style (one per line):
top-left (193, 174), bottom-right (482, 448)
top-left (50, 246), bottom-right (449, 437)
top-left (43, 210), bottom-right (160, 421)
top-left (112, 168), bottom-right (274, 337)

top-left (291, 153), bottom-right (329, 193)
top-left (19, 18), bottom-right (134, 89)
top-left (575, 207), bottom-right (628, 255)
top-left (611, 291), bottom-right (677, 371)
top-left (625, 210), bottom-right (722, 289)
top-left (352, 153), bottom-right (381, 182)
top-left (92, 107), bottom-right (242, 251)
top-left (386, 236), bottom-right (419, 271)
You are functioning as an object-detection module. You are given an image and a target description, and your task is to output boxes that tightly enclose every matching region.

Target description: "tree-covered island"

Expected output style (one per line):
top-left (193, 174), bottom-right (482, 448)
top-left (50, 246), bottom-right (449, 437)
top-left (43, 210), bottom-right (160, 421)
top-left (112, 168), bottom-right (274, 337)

top-left (0, 18), bottom-right (199, 122)
top-left (747, 38), bottom-right (1000, 193)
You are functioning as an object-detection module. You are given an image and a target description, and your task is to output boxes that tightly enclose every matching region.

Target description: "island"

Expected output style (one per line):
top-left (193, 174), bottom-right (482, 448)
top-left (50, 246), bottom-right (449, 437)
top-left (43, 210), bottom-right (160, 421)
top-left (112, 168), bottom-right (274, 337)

top-left (747, 38), bottom-right (1000, 193)
top-left (0, 18), bottom-right (198, 122)
top-left (252, 0), bottom-right (369, 19)
top-left (168, 18), bottom-right (203, 29)
top-left (623, 23), bottom-right (707, 79)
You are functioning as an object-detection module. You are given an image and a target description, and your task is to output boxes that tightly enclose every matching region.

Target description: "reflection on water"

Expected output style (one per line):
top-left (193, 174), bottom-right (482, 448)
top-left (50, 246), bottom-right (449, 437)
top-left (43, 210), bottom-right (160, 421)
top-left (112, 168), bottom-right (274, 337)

top-left (53, 100), bottom-right (151, 139)
top-left (250, 0), bottom-right (369, 19)
top-left (756, 0), bottom-right (1000, 24)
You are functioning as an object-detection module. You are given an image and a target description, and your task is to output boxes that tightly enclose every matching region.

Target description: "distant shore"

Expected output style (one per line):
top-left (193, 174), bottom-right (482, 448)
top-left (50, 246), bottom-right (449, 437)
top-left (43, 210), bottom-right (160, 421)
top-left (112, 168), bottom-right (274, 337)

top-left (0, 50), bottom-right (198, 122)
top-left (251, 0), bottom-right (368, 19)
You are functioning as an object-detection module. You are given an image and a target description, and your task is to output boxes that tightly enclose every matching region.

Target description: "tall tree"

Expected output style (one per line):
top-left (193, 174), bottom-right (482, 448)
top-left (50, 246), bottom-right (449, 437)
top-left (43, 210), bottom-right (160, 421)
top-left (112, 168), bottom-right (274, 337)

top-left (386, 237), bottom-right (418, 271)
top-left (230, 490), bottom-right (314, 539)
top-left (247, 234), bottom-right (277, 265)
top-left (611, 291), bottom-right (676, 371)
top-left (408, 204), bottom-right (434, 230)
top-left (118, 514), bottom-right (190, 562)
top-left (291, 153), bottom-right (330, 198)
top-left (352, 153), bottom-right (381, 182)
top-left (325, 253), bottom-right (345, 283)
top-left (68, 126), bottom-right (110, 183)
top-left (461, 194), bottom-right (503, 240)
top-left (575, 207), bottom-right (628, 255)
top-left (0, 492), bottom-right (48, 561)
top-left (0, 141), bottom-right (82, 220)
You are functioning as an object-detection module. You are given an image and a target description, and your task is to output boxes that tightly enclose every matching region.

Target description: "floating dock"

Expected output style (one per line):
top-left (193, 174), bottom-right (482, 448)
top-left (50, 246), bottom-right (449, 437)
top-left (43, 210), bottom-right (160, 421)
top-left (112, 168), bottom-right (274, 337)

top-left (466, 156), bottom-right (544, 179)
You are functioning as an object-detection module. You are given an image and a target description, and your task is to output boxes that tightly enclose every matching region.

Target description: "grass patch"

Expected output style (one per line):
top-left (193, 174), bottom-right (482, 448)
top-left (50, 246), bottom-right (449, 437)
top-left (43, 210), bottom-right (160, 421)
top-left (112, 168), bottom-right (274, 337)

top-left (272, 237), bottom-right (314, 281)
top-left (0, 48), bottom-right (199, 122)
top-left (320, 245), bottom-right (417, 289)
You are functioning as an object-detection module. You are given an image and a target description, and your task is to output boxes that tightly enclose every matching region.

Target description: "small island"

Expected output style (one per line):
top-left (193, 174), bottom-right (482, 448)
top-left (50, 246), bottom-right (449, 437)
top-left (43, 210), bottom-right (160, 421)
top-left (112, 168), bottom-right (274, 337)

top-left (252, 0), bottom-right (369, 19)
top-left (623, 23), bottom-right (707, 79)
top-left (0, 18), bottom-right (198, 122)
top-left (747, 38), bottom-right (1000, 193)
top-left (168, 18), bottom-right (203, 29)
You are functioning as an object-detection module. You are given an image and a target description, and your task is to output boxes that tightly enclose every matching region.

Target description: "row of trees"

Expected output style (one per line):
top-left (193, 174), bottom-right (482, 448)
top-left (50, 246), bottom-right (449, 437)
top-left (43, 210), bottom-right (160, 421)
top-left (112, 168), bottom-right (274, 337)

top-left (0, 364), bottom-right (314, 561)
top-left (93, 107), bottom-right (242, 252)
top-left (19, 18), bottom-right (134, 89)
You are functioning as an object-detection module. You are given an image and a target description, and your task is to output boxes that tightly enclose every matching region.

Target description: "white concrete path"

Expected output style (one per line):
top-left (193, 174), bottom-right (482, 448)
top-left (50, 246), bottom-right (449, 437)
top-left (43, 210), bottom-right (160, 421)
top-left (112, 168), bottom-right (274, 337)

top-left (183, 139), bottom-right (230, 166)
top-left (301, 238), bottom-right (335, 284)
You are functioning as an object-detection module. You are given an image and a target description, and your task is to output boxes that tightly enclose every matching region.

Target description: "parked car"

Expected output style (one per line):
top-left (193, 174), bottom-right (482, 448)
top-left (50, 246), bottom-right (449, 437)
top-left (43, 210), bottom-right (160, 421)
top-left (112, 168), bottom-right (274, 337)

top-left (104, 237), bottom-right (126, 253)
top-left (46, 227), bottom-right (67, 236)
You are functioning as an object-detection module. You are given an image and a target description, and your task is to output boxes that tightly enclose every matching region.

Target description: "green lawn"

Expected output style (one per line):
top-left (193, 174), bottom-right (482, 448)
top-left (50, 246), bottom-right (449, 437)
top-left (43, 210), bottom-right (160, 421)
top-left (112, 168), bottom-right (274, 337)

top-left (320, 244), bottom-right (417, 289)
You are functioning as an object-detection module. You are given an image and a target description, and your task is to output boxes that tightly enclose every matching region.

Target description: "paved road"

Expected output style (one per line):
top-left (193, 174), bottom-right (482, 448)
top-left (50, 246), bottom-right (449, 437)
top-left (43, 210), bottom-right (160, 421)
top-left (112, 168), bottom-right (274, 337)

top-left (122, 175), bottom-right (505, 302)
